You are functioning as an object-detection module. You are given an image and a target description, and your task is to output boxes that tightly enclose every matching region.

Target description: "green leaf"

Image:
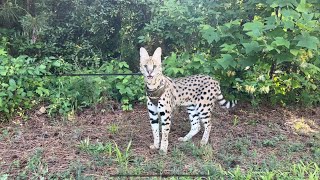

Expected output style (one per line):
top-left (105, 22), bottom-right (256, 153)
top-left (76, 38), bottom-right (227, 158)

top-left (165, 53), bottom-right (177, 65)
top-left (35, 87), bottom-right (50, 96)
top-left (264, 45), bottom-right (276, 52)
top-left (9, 79), bottom-right (16, 87)
top-left (296, 0), bottom-right (311, 13)
top-left (275, 53), bottom-right (294, 64)
top-left (36, 88), bottom-right (43, 96)
top-left (39, 64), bottom-right (46, 70)
top-left (193, 56), bottom-right (204, 64)
top-left (200, 25), bottom-right (220, 44)
top-left (224, 19), bottom-right (241, 28)
top-left (34, 69), bottom-right (40, 75)
top-left (301, 12), bottom-right (314, 21)
top-left (267, 0), bottom-right (298, 8)
top-left (0, 49), bottom-right (7, 56)
top-left (8, 79), bottom-right (17, 91)
top-left (282, 9), bottom-right (301, 20)
top-left (119, 88), bottom-right (127, 94)
top-left (216, 54), bottom-right (236, 69)
top-left (243, 21), bottom-right (264, 37)
top-left (27, 91), bottom-right (33, 97)
top-left (27, 69), bottom-right (34, 75)
top-left (300, 62), bottom-right (320, 73)
top-left (119, 62), bottom-right (129, 68)
top-left (290, 49), bottom-right (301, 56)
top-left (291, 80), bottom-right (301, 89)
top-left (220, 44), bottom-right (237, 53)
top-left (0, 67), bottom-right (7, 76)
top-left (297, 13), bottom-right (317, 31)
top-left (170, 67), bottom-right (184, 75)
top-left (52, 61), bottom-right (61, 67)
top-left (1, 83), bottom-right (8, 88)
top-left (295, 32), bottom-right (319, 50)
top-left (272, 37), bottom-right (290, 49)
top-left (125, 87), bottom-right (134, 96)
top-left (122, 78), bottom-right (129, 84)
top-left (238, 56), bottom-right (257, 68)
top-left (283, 20), bottom-right (295, 30)
top-left (242, 41), bottom-right (260, 54)
top-left (264, 16), bottom-right (278, 30)
top-left (116, 83), bottom-right (126, 94)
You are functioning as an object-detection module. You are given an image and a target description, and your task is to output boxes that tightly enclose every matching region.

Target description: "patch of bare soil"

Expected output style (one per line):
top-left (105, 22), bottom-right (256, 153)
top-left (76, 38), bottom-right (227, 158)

top-left (0, 103), bottom-right (319, 177)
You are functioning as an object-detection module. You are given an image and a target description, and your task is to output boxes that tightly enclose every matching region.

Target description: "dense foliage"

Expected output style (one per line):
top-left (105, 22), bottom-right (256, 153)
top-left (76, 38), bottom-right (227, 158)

top-left (0, 0), bottom-right (319, 120)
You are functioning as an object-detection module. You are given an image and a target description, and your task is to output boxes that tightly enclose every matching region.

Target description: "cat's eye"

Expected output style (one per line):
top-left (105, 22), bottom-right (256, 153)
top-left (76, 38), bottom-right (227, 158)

top-left (153, 65), bottom-right (157, 69)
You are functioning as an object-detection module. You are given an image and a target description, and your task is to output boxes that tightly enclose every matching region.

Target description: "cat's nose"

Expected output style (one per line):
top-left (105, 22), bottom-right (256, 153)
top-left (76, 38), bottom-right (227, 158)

top-left (147, 69), bottom-right (153, 75)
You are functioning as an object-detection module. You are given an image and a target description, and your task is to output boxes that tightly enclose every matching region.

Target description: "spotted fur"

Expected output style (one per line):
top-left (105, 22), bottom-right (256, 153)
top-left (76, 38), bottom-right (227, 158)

top-left (140, 47), bottom-right (236, 154)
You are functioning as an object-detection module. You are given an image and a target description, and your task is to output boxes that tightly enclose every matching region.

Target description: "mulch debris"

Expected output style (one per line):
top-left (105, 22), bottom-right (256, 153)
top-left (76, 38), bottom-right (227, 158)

top-left (0, 103), bottom-right (319, 176)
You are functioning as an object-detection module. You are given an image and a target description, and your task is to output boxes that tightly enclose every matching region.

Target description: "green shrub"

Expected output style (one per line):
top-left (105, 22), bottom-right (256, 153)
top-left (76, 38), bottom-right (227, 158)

top-left (46, 76), bottom-right (105, 115)
top-left (1, 36), bottom-right (145, 119)
top-left (45, 60), bottom-right (145, 115)
top-left (161, 0), bottom-right (320, 106)
top-left (0, 44), bottom-right (59, 120)
top-left (0, 0), bottom-right (319, 121)
top-left (99, 60), bottom-right (145, 110)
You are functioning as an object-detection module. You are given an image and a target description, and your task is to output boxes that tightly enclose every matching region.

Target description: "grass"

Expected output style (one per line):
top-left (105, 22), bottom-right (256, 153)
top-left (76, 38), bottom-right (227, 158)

top-left (11, 148), bottom-right (49, 179)
top-left (1, 105), bottom-right (319, 179)
top-left (0, 128), bottom-right (9, 140)
top-left (78, 137), bottom-right (113, 156)
top-left (1, 160), bottom-right (319, 179)
top-left (1, 142), bottom-right (319, 179)
top-left (113, 140), bottom-right (132, 170)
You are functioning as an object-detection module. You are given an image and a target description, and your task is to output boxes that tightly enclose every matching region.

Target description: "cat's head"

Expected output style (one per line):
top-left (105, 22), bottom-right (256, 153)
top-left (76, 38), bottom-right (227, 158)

top-left (139, 47), bottom-right (163, 80)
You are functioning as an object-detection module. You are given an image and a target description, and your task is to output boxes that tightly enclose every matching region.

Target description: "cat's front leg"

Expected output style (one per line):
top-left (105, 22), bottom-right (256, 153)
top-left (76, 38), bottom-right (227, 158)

top-left (147, 100), bottom-right (160, 149)
top-left (158, 99), bottom-right (172, 155)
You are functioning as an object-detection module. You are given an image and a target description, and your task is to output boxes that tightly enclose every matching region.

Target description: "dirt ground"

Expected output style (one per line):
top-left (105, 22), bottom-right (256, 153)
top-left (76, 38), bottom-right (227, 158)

top-left (0, 102), bottom-right (320, 177)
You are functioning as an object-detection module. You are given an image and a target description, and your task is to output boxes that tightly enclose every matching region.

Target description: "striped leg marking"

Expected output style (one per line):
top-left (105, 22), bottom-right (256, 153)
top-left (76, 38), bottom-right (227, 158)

top-left (178, 105), bottom-right (201, 142)
top-left (199, 107), bottom-right (212, 146)
top-left (148, 101), bottom-right (160, 149)
top-left (159, 107), bottom-right (171, 155)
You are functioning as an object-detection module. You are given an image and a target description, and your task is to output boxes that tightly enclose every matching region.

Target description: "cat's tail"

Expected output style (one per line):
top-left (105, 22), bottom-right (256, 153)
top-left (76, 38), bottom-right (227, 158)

top-left (216, 93), bottom-right (237, 109)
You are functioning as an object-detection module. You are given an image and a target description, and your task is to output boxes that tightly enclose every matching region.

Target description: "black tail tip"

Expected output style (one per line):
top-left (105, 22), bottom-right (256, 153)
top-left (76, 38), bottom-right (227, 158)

top-left (221, 100), bottom-right (237, 109)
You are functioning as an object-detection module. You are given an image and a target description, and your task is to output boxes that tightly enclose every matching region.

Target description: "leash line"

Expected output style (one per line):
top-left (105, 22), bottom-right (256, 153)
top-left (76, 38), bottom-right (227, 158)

top-left (1, 73), bottom-right (143, 77)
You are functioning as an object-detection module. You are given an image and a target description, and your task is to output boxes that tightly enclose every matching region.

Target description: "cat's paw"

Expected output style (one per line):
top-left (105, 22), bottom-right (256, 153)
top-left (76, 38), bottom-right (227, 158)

top-left (200, 140), bottom-right (208, 146)
top-left (178, 137), bottom-right (187, 142)
top-left (159, 149), bottom-right (167, 155)
top-left (149, 144), bottom-right (159, 150)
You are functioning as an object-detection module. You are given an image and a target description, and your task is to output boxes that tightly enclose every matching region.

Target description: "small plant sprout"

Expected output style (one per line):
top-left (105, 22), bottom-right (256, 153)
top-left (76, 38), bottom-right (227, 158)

top-left (107, 124), bottom-right (119, 134)
top-left (78, 137), bottom-right (90, 150)
top-left (113, 140), bottom-right (132, 169)
top-left (233, 115), bottom-right (239, 126)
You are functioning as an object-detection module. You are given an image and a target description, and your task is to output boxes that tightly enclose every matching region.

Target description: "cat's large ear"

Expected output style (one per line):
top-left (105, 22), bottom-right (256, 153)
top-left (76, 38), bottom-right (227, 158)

top-left (152, 47), bottom-right (162, 64)
top-left (140, 47), bottom-right (149, 64)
